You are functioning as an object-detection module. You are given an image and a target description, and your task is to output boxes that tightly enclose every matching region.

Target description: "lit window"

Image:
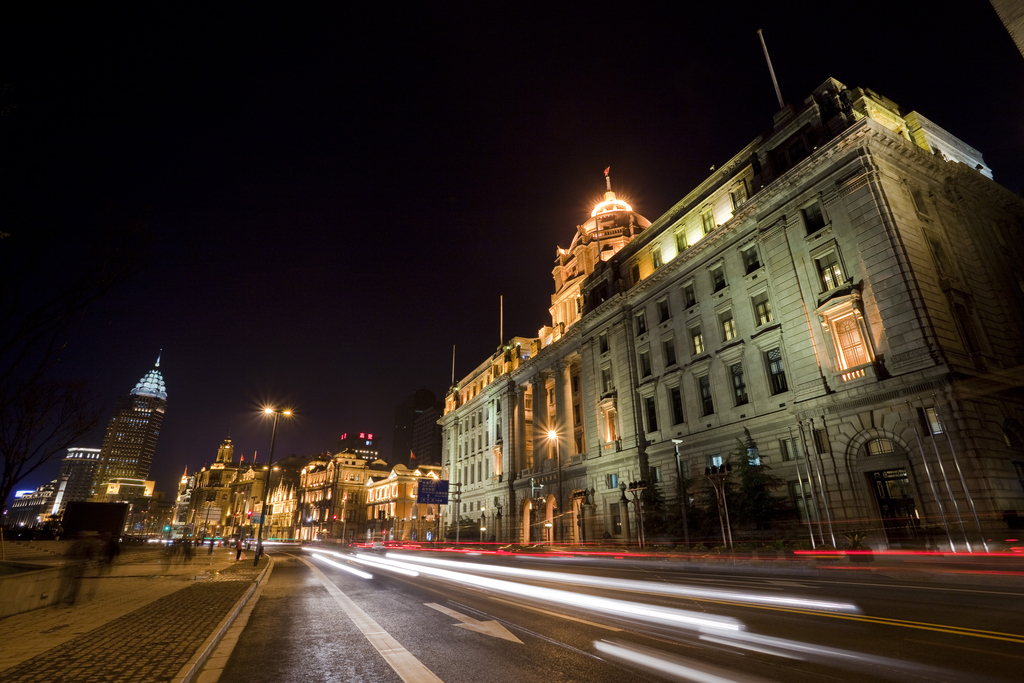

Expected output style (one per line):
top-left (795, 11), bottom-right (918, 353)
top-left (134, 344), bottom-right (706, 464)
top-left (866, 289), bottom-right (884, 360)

top-left (690, 326), bottom-right (704, 355)
top-left (701, 208), bottom-right (715, 234)
top-left (676, 230), bottom-right (688, 253)
top-left (720, 310), bottom-right (736, 342)
top-left (865, 438), bottom-right (896, 456)
top-left (780, 437), bottom-right (800, 461)
top-left (816, 251), bottom-right (843, 291)
top-left (923, 407), bottom-right (943, 435)
top-left (731, 182), bottom-right (748, 210)
top-left (731, 363), bottom-right (748, 406)
top-left (752, 292), bottom-right (773, 326)
top-left (834, 314), bottom-right (870, 369)
top-left (652, 248), bottom-right (663, 270)
top-left (607, 473), bottom-right (619, 489)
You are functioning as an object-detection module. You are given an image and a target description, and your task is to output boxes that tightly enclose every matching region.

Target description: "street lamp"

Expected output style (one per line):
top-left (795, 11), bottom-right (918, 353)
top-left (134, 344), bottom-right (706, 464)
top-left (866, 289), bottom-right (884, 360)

top-left (705, 464), bottom-right (734, 549)
top-left (547, 429), bottom-right (563, 543)
top-left (254, 407), bottom-right (292, 566)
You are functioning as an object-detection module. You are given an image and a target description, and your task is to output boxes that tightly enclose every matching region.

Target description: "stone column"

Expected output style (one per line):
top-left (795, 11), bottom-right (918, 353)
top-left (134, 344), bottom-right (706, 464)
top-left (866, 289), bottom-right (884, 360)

top-left (516, 386), bottom-right (527, 471)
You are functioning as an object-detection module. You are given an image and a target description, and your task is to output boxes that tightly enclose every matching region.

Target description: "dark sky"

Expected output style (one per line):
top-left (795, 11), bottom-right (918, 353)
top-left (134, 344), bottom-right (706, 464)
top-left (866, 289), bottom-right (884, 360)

top-left (3, 2), bottom-right (1022, 498)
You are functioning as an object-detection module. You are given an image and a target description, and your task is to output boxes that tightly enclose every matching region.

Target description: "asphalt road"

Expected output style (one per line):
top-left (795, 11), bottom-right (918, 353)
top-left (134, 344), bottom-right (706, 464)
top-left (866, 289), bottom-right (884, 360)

top-left (217, 548), bottom-right (1024, 683)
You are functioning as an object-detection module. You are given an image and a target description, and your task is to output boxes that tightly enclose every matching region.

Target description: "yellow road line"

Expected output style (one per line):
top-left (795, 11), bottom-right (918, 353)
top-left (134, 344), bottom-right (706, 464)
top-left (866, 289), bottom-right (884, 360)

top-left (685, 597), bottom-right (1024, 645)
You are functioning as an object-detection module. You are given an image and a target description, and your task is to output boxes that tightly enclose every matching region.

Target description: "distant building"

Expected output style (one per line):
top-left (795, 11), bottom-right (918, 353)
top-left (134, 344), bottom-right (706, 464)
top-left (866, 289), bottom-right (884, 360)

top-left (58, 447), bottom-right (101, 511)
top-left (410, 402), bottom-right (443, 467)
top-left (91, 355), bottom-right (167, 498)
top-left (364, 464), bottom-right (444, 542)
top-left (392, 389), bottom-right (442, 466)
top-left (337, 431), bottom-right (380, 461)
top-left (7, 478), bottom-right (67, 528)
top-left (297, 454), bottom-right (390, 542)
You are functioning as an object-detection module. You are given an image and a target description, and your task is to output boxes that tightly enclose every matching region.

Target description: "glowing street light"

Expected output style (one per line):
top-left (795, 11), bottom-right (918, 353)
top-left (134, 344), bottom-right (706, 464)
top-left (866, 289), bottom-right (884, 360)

top-left (254, 407), bottom-right (292, 566)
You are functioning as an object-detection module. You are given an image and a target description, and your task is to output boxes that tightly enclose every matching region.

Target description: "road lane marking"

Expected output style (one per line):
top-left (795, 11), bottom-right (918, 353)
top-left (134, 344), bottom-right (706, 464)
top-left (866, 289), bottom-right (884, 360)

top-left (296, 555), bottom-right (444, 683)
top-left (688, 597), bottom-right (1024, 645)
top-left (424, 603), bottom-right (523, 643)
top-left (488, 596), bottom-right (623, 631)
top-left (904, 638), bottom-right (1024, 660)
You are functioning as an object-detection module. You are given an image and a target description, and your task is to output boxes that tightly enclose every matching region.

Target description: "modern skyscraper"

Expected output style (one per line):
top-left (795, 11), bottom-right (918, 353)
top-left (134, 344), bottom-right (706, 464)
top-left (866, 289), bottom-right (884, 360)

top-left (59, 447), bottom-right (102, 510)
top-left (392, 389), bottom-right (442, 466)
top-left (90, 355), bottom-right (167, 498)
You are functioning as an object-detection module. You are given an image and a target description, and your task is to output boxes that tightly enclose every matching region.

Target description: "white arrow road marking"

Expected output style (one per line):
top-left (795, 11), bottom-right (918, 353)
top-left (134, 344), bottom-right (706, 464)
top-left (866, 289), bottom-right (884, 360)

top-left (425, 603), bottom-right (524, 643)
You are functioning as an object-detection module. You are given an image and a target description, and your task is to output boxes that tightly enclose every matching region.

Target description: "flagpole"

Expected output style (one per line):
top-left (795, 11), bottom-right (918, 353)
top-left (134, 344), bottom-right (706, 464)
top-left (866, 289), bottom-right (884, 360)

top-left (500, 295), bottom-right (504, 346)
top-left (757, 29), bottom-right (785, 109)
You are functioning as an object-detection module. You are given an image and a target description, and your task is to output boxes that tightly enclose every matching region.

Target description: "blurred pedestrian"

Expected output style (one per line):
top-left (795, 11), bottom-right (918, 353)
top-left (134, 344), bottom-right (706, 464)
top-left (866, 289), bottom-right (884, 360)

top-left (58, 533), bottom-right (97, 606)
top-left (235, 537), bottom-right (243, 561)
top-left (99, 533), bottom-right (120, 576)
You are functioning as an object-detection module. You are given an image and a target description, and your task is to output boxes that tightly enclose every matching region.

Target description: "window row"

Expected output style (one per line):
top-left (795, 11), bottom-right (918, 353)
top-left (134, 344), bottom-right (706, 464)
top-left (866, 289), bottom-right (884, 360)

top-left (640, 348), bottom-right (789, 432)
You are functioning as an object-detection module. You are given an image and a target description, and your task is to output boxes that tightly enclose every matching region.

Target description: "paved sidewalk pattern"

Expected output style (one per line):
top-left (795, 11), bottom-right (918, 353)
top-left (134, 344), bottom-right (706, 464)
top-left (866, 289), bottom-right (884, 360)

top-left (1, 557), bottom-right (268, 683)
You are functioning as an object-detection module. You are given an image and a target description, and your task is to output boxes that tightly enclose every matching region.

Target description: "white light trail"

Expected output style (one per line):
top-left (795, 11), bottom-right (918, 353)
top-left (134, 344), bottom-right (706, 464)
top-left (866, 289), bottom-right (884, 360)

top-left (384, 552), bottom-right (859, 613)
top-left (357, 553), bottom-right (741, 633)
top-left (307, 551), bottom-right (374, 579)
top-left (594, 640), bottom-right (774, 683)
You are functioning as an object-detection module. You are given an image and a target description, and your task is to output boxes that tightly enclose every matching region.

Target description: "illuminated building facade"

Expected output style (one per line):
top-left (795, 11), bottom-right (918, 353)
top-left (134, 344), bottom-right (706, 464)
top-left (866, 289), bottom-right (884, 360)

top-left (297, 455), bottom-right (390, 541)
top-left (443, 78), bottom-right (1024, 549)
top-left (364, 464), bottom-right (443, 542)
top-left (58, 447), bottom-right (102, 511)
top-left (90, 356), bottom-right (167, 498)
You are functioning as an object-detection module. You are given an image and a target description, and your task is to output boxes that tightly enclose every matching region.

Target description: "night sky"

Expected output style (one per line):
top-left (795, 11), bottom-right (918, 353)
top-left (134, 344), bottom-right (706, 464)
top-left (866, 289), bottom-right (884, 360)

top-left (3, 2), bottom-right (1022, 499)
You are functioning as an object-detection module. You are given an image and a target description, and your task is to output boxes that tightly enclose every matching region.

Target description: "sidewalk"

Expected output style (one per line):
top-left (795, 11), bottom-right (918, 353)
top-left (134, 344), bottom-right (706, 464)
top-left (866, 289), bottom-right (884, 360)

top-left (0, 545), bottom-right (268, 683)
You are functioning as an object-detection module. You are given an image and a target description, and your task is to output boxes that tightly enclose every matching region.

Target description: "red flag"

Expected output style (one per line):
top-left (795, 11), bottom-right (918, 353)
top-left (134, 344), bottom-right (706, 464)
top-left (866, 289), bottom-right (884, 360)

top-left (603, 166), bottom-right (610, 176)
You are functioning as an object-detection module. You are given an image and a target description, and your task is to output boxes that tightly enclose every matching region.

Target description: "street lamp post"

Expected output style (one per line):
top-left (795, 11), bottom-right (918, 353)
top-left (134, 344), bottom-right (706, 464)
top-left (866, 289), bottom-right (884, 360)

top-left (254, 407), bottom-right (291, 566)
top-left (705, 464), bottom-right (734, 549)
top-left (547, 429), bottom-right (563, 543)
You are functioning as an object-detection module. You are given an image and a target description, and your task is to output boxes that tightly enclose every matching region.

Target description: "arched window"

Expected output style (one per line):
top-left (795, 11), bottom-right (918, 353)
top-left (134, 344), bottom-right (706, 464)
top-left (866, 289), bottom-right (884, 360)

top-left (1004, 418), bottom-right (1024, 449)
top-left (865, 438), bottom-right (897, 456)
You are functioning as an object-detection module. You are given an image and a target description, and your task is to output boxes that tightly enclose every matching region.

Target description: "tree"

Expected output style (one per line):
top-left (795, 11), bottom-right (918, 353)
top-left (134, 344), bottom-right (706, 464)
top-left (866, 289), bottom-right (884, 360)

top-left (726, 437), bottom-right (785, 531)
top-left (0, 215), bottom-right (148, 512)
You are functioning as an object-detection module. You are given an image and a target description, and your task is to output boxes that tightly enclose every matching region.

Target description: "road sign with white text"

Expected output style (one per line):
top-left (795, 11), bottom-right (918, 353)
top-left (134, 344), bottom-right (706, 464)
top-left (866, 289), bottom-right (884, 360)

top-left (417, 479), bottom-right (449, 505)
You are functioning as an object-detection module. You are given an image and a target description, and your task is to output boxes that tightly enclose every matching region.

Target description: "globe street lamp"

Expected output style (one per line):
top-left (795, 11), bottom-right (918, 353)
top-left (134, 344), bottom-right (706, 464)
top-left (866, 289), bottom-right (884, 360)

top-left (254, 407), bottom-right (291, 566)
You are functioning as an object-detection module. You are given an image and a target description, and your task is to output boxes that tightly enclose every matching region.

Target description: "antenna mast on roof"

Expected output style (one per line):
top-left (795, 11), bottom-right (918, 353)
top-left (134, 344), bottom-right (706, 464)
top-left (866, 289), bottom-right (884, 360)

top-left (757, 29), bottom-right (785, 109)
top-left (451, 344), bottom-right (456, 387)
top-left (500, 295), bottom-right (503, 347)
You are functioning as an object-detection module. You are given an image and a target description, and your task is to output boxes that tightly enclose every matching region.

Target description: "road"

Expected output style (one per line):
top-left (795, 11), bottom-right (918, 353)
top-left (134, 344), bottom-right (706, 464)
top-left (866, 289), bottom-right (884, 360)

top-left (215, 547), bottom-right (1024, 683)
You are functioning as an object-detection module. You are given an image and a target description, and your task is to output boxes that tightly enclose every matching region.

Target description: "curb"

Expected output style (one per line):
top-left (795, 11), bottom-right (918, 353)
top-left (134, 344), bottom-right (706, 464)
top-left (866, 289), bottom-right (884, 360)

top-left (171, 558), bottom-right (274, 683)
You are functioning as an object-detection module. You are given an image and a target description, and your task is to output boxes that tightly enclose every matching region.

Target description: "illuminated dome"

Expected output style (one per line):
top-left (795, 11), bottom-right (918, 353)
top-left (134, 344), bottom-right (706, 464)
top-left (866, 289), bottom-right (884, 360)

top-left (591, 197), bottom-right (634, 217)
top-left (130, 354), bottom-right (167, 399)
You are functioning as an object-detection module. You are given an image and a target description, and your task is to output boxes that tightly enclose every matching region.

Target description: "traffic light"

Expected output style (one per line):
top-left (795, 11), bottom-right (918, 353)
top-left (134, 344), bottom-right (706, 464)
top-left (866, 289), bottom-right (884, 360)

top-left (247, 510), bottom-right (253, 518)
top-left (164, 526), bottom-right (170, 532)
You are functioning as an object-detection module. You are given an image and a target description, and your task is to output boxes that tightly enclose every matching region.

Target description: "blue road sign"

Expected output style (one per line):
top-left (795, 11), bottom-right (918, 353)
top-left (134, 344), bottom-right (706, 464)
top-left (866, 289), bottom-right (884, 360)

top-left (417, 478), bottom-right (449, 505)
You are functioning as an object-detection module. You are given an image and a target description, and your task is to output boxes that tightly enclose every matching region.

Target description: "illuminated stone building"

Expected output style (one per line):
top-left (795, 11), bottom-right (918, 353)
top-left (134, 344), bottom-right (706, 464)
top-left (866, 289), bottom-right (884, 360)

top-left (184, 438), bottom-right (248, 540)
top-left (297, 455), bottom-right (390, 542)
top-left (443, 78), bottom-right (1024, 549)
top-left (364, 464), bottom-right (443, 542)
top-left (90, 356), bottom-right (167, 498)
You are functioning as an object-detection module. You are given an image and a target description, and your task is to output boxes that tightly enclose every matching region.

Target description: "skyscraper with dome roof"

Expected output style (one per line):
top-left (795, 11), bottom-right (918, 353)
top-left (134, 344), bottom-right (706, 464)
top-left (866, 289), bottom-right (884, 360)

top-left (89, 355), bottom-right (168, 499)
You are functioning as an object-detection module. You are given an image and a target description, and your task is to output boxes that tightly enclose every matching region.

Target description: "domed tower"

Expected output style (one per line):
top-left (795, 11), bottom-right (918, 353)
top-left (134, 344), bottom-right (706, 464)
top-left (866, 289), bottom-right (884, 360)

top-left (548, 169), bottom-right (650, 336)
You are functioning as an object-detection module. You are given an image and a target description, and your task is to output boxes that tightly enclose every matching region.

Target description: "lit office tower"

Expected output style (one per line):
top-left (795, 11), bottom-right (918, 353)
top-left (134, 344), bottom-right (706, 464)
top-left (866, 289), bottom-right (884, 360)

top-left (91, 355), bottom-right (168, 497)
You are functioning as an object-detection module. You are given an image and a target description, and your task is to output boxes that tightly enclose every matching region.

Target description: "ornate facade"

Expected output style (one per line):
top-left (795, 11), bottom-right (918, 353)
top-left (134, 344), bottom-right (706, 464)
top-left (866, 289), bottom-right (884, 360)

top-left (442, 78), bottom-right (1024, 550)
